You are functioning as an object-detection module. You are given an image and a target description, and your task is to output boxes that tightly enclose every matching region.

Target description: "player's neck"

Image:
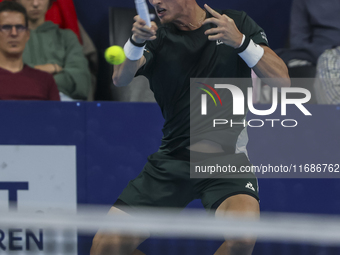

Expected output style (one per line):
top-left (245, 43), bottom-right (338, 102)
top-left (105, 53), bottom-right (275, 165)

top-left (174, 5), bottom-right (206, 31)
top-left (0, 54), bottom-right (24, 73)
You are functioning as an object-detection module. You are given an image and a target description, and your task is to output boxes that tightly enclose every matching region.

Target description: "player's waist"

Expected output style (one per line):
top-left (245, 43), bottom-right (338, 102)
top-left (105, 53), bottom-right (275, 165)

top-left (187, 140), bottom-right (224, 153)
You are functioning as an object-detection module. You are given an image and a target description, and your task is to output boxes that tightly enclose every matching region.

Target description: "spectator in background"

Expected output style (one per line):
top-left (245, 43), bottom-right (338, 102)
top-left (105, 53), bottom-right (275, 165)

top-left (15, 0), bottom-right (91, 101)
top-left (46, 0), bottom-right (82, 43)
top-left (276, 0), bottom-right (340, 67)
top-left (0, 1), bottom-right (59, 100)
top-left (314, 46), bottom-right (340, 104)
top-left (45, 0), bottom-right (98, 101)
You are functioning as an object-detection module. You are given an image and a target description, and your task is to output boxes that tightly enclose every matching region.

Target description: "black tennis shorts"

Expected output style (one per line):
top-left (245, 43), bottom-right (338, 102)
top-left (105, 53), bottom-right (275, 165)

top-left (115, 149), bottom-right (259, 211)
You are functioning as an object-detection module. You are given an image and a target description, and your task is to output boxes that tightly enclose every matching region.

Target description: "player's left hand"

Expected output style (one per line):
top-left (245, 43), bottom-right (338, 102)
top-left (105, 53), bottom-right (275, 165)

top-left (203, 4), bottom-right (244, 49)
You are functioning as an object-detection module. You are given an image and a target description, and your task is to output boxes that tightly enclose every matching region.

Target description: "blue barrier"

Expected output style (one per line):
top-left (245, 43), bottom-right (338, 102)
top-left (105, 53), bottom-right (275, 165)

top-left (1, 101), bottom-right (339, 254)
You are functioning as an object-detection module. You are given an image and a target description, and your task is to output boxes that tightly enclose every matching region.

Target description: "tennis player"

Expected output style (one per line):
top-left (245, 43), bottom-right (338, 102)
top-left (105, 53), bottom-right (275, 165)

top-left (91, 0), bottom-right (290, 254)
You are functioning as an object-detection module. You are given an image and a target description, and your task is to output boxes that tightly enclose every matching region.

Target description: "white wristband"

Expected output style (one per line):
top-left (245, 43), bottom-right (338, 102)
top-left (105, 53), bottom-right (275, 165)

top-left (237, 34), bottom-right (246, 48)
top-left (238, 39), bottom-right (264, 68)
top-left (123, 39), bottom-right (145, 61)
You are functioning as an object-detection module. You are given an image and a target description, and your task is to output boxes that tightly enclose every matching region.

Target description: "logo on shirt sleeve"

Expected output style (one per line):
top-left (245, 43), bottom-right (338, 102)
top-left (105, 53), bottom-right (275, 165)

top-left (260, 32), bottom-right (268, 43)
top-left (245, 182), bottom-right (255, 191)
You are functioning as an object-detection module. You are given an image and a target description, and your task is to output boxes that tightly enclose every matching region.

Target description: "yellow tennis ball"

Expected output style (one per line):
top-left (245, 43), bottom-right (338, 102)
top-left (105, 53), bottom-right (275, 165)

top-left (105, 45), bottom-right (126, 65)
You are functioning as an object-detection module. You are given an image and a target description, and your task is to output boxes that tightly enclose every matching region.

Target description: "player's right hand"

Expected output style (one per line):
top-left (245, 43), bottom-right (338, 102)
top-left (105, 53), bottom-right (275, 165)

top-left (132, 15), bottom-right (157, 43)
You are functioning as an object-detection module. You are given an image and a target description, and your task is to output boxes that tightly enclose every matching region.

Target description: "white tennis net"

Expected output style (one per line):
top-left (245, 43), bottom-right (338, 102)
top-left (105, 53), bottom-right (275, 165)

top-left (1, 205), bottom-right (340, 255)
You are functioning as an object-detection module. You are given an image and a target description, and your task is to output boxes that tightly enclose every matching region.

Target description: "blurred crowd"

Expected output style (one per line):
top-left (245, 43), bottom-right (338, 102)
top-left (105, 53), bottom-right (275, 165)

top-left (0, 0), bottom-right (339, 104)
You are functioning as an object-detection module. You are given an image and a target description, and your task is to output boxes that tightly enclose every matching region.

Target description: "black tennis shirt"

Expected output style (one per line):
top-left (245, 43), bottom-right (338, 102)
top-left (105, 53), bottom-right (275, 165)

top-left (137, 9), bottom-right (269, 154)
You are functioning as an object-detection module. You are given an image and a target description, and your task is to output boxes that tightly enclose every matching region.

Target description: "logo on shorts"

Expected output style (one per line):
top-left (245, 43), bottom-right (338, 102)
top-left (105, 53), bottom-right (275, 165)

top-left (245, 182), bottom-right (255, 191)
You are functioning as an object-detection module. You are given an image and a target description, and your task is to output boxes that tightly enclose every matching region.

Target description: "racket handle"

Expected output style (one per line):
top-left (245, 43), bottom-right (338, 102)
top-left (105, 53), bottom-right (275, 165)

top-left (135, 0), bottom-right (151, 27)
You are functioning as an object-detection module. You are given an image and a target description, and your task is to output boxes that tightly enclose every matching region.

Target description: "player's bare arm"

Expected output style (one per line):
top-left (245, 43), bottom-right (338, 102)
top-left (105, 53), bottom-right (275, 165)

top-left (252, 46), bottom-right (290, 87)
top-left (203, 4), bottom-right (290, 88)
top-left (112, 16), bottom-right (157, 87)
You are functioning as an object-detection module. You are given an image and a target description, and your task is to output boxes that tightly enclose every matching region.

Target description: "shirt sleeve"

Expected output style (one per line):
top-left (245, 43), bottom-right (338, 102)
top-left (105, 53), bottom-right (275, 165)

top-left (233, 10), bottom-right (270, 47)
top-left (54, 29), bottom-right (91, 100)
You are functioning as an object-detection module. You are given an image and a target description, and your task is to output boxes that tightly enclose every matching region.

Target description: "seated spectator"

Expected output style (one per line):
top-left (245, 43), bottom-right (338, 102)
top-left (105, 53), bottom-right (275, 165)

top-left (0, 1), bottom-right (59, 100)
top-left (45, 0), bottom-right (81, 43)
top-left (0, 0), bottom-right (81, 41)
top-left (276, 0), bottom-right (340, 67)
top-left (45, 0), bottom-right (98, 101)
top-left (15, 0), bottom-right (91, 101)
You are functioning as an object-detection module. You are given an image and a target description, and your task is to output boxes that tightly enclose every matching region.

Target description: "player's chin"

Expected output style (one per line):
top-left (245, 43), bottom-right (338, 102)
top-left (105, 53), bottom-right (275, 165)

top-left (158, 16), bottom-right (172, 24)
